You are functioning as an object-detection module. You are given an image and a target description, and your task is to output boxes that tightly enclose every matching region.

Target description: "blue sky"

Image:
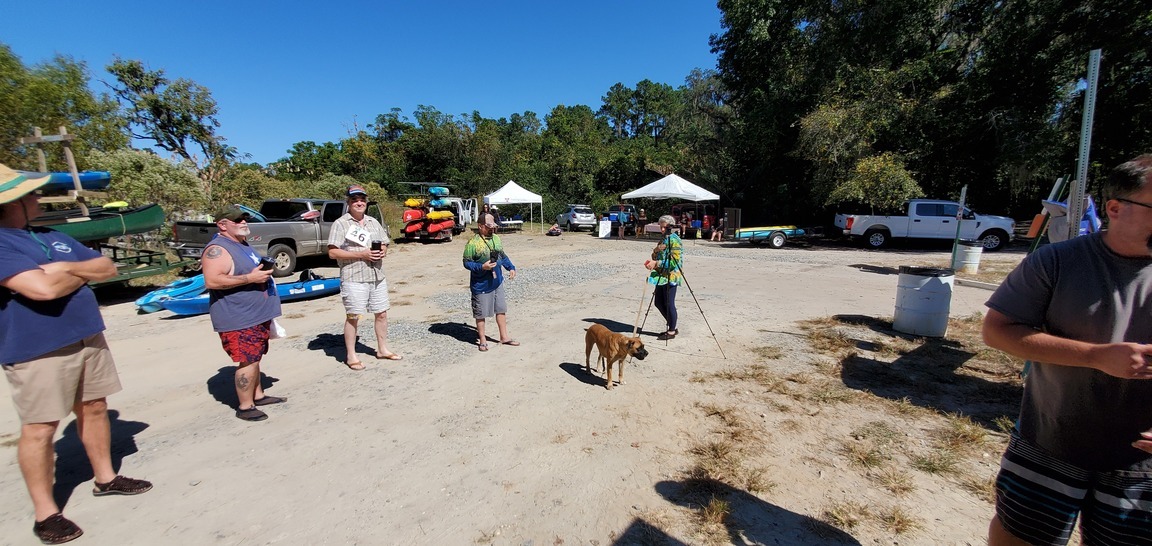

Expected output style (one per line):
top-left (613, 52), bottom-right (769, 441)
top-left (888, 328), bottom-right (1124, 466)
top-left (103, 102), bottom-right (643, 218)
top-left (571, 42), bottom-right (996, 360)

top-left (4, 1), bottom-right (722, 166)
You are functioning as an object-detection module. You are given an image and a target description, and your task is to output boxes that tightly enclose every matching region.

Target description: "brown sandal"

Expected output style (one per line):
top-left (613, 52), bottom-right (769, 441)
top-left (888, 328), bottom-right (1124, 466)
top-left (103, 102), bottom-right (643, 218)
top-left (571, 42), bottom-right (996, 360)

top-left (93, 475), bottom-right (153, 496)
top-left (346, 360), bottom-right (365, 371)
top-left (33, 513), bottom-right (83, 544)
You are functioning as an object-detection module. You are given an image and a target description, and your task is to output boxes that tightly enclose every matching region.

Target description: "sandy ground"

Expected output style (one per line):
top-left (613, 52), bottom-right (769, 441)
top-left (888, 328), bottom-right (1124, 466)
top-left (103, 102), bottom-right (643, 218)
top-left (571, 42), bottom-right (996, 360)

top-left (0, 231), bottom-right (1025, 545)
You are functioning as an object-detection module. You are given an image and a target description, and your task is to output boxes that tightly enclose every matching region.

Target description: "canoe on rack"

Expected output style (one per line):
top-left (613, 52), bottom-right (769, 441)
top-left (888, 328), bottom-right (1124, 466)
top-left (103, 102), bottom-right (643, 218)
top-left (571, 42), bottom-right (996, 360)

top-left (32, 203), bottom-right (166, 242)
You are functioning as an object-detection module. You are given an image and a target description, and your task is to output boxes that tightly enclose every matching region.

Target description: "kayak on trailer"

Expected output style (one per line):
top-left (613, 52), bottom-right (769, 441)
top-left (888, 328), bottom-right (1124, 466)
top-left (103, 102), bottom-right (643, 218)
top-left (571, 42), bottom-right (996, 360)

top-left (20, 170), bottom-right (112, 192)
top-left (160, 271), bottom-right (341, 316)
top-left (402, 209), bottom-right (425, 223)
top-left (31, 203), bottom-right (166, 242)
top-left (135, 274), bottom-right (206, 313)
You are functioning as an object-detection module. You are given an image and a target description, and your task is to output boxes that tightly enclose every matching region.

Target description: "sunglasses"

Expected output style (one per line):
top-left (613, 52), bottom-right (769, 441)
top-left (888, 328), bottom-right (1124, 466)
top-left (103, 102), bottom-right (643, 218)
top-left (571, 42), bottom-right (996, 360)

top-left (1117, 197), bottom-right (1152, 210)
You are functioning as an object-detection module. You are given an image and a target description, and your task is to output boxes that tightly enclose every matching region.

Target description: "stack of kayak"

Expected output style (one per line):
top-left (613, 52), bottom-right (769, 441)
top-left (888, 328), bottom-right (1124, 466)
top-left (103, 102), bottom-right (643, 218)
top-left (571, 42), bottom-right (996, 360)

top-left (402, 186), bottom-right (455, 236)
top-left (134, 270), bottom-right (341, 316)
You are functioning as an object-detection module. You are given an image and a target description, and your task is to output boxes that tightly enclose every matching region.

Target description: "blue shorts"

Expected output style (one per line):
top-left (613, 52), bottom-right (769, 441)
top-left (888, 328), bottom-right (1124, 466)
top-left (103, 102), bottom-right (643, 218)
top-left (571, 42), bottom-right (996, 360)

top-left (995, 431), bottom-right (1152, 545)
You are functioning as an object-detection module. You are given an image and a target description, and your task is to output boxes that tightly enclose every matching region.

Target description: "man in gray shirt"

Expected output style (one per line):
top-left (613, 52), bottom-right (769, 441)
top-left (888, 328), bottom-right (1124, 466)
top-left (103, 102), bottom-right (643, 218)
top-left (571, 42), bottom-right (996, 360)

top-left (983, 154), bottom-right (1152, 546)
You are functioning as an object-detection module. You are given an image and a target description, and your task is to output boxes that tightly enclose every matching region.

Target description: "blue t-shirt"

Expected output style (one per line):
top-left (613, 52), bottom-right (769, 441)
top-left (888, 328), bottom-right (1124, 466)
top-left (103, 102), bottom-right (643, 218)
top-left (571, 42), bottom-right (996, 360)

top-left (0, 227), bottom-right (105, 364)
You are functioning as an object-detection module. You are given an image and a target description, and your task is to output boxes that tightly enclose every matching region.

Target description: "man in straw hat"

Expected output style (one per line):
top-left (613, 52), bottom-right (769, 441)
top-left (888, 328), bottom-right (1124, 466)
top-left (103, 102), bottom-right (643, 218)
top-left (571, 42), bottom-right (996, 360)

top-left (0, 164), bottom-right (152, 544)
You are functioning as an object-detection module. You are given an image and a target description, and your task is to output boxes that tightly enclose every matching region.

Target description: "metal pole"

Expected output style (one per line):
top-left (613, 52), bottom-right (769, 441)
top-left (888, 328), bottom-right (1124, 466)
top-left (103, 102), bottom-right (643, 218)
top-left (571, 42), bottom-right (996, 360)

top-left (1068, 49), bottom-right (1101, 240)
top-left (950, 185), bottom-right (968, 269)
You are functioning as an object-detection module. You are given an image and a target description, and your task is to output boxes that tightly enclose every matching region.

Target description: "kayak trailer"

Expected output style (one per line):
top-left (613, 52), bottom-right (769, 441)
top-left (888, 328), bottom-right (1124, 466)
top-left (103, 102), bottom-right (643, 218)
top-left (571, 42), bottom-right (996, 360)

top-left (733, 225), bottom-right (823, 248)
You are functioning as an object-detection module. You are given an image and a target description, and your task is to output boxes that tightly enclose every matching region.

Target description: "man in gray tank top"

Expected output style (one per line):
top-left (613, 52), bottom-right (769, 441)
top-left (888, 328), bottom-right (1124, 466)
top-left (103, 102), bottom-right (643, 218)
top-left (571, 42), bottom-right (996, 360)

top-left (983, 155), bottom-right (1152, 545)
top-left (202, 206), bottom-right (285, 422)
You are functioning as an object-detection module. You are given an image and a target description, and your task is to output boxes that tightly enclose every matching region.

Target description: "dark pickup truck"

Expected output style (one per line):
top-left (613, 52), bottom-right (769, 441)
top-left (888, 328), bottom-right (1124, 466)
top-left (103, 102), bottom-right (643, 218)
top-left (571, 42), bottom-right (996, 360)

top-left (171, 199), bottom-right (383, 277)
top-left (602, 204), bottom-right (639, 235)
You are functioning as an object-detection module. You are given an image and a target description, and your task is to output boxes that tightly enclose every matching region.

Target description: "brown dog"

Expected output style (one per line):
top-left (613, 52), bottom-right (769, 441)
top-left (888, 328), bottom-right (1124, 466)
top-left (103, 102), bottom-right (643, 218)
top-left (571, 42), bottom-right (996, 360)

top-left (584, 323), bottom-right (648, 390)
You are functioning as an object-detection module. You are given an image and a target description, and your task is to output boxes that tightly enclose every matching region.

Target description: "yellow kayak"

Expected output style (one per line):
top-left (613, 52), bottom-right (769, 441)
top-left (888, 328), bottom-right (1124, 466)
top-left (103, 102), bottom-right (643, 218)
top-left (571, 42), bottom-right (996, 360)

top-left (427, 210), bottom-right (455, 220)
top-left (404, 198), bottom-right (425, 208)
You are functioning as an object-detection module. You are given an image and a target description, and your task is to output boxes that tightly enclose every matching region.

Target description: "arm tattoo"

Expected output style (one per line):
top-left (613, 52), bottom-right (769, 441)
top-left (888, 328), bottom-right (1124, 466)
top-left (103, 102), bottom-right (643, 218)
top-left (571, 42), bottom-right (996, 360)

top-left (204, 246), bottom-right (223, 259)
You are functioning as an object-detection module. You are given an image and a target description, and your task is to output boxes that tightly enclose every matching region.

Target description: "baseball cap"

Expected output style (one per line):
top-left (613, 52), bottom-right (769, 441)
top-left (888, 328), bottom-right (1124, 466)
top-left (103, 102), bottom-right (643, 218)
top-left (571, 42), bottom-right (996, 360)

top-left (482, 213), bottom-right (498, 228)
top-left (347, 185), bottom-right (367, 197)
top-left (214, 205), bottom-right (251, 223)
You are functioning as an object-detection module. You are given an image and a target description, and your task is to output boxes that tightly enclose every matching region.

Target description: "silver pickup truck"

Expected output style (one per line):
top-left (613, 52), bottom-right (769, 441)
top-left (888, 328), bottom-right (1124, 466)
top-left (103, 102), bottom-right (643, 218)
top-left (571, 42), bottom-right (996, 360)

top-left (171, 199), bottom-right (383, 277)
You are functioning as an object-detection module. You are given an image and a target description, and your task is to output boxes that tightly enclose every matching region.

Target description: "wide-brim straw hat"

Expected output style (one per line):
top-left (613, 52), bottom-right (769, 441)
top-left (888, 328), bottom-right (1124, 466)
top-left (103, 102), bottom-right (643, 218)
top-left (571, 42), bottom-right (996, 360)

top-left (0, 164), bottom-right (51, 204)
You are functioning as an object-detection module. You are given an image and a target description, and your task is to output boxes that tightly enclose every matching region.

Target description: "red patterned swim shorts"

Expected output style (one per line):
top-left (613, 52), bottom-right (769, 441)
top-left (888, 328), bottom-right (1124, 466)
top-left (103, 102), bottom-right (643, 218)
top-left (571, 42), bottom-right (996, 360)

top-left (218, 321), bottom-right (271, 363)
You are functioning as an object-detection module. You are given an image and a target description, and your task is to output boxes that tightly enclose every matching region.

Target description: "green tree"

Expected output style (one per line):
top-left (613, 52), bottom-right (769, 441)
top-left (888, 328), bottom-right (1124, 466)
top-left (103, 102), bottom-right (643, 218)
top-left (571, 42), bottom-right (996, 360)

top-left (0, 44), bottom-right (127, 169)
top-left (106, 58), bottom-right (239, 189)
top-left (826, 152), bottom-right (923, 212)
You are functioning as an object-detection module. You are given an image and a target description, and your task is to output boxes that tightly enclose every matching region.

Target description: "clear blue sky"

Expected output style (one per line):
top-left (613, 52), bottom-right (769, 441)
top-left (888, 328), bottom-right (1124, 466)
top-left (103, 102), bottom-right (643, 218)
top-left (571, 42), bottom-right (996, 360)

top-left (4, 1), bottom-right (722, 166)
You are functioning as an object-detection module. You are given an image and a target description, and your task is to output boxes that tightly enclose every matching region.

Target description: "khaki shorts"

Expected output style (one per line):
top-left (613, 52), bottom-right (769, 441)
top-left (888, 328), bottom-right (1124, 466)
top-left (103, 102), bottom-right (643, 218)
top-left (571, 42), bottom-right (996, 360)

top-left (341, 279), bottom-right (390, 314)
top-left (3, 333), bottom-right (122, 424)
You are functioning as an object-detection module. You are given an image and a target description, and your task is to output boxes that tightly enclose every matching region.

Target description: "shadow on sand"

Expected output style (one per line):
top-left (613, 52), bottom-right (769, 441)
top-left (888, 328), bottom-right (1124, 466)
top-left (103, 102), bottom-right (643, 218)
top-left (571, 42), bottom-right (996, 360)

top-left (205, 367), bottom-right (281, 409)
top-left (645, 479), bottom-right (862, 545)
top-left (52, 409), bottom-right (149, 509)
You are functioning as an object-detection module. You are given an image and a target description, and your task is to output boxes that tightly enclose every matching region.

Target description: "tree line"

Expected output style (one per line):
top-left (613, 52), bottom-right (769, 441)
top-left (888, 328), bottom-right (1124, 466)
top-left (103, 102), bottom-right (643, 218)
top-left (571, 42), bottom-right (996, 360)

top-left (2, 0), bottom-right (1149, 227)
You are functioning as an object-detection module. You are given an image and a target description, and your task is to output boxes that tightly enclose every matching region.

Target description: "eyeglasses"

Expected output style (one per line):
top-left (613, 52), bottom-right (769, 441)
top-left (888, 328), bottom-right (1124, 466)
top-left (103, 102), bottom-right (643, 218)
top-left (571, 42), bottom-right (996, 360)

top-left (349, 195), bottom-right (368, 202)
top-left (1116, 197), bottom-right (1152, 210)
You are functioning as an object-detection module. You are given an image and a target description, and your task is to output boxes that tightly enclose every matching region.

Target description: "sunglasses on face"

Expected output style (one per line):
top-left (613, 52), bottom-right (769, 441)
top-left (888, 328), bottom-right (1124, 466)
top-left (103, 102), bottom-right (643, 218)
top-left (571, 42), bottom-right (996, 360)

top-left (1117, 197), bottom-right (1152, 210)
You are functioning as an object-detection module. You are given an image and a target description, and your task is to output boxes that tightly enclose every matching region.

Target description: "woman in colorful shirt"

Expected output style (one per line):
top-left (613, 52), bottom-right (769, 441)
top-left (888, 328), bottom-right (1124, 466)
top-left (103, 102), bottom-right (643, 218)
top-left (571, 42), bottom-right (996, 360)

top-left (645, 215), bottom-right (683, 340)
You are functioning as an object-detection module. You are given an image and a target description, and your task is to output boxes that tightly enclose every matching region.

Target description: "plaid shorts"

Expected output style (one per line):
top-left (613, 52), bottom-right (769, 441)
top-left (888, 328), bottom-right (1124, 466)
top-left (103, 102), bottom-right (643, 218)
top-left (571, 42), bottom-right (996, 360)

top-left (218, 321), bottom-right (271, 363)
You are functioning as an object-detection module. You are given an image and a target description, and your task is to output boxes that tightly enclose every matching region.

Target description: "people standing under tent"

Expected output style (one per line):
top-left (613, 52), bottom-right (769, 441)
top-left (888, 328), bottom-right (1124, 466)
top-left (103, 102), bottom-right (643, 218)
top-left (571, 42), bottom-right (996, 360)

top-left (645, 214), bottom-right (683, 340)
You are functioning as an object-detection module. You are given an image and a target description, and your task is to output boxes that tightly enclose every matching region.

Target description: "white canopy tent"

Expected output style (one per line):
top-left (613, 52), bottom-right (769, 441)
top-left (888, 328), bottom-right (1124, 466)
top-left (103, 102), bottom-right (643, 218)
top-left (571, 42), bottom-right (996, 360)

top-left (484, 180), bottom-right (544, 234)
top-left (621, 173), bottom-right (719, 201)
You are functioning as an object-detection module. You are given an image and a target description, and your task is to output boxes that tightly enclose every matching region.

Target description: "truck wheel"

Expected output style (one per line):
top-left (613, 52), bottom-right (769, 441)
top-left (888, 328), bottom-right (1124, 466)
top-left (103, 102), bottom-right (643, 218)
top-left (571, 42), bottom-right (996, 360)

top-left (979, 229), bottom-right (1009, 251)
top-left (863, 229), bottom-right (889, 249)
top-left (267, 244), bottom-right (296, 278)
top-left (768, 231), bottom-right (787, 249)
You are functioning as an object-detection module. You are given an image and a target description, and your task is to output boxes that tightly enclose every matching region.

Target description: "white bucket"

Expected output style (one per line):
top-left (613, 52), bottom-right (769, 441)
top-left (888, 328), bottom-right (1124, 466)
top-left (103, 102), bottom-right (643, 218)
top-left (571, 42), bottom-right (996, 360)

top-left (952, 240), bottom-right (983, 274)
top-left (893, 266), bottom-right (954, 338)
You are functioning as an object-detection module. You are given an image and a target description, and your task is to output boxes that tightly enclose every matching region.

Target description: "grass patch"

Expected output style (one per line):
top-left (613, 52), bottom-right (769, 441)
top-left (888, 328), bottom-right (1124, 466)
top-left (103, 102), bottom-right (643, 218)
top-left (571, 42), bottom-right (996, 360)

top-left (751, 345), bottom-right (784, 360)
top-left (910, 448), bottom-right (960, 475)
top-left (959, 474), bottom-right (997, 503)
top-left (870, 467), bottom-right (915, 496)
top-left (822, 500), bottom-right (872, 530)
top-left (877, 505), bottom-right (923, 535)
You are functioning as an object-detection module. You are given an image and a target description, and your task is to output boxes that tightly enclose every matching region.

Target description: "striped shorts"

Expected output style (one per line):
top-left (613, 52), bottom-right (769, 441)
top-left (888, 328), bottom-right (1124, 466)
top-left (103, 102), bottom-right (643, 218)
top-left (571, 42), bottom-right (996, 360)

top-left (995, 432), bottom-right (1152, 545)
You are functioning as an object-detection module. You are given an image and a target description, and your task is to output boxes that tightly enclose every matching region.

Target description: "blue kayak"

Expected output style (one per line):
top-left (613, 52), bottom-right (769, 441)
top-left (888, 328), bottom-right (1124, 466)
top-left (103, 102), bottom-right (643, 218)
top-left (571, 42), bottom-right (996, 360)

top-left (160, 274), bottom-right (341, 316)
top-left (135, 275), bottom-right (206, 313)
top-left (21, 171), bottom-right (113, 192)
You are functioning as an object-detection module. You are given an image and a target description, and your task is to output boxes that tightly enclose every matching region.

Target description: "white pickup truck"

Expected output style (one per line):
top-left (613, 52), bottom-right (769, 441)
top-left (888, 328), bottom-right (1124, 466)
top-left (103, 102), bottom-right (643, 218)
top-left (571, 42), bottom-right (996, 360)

top-left (834, 199), bottom-right (1015, 251)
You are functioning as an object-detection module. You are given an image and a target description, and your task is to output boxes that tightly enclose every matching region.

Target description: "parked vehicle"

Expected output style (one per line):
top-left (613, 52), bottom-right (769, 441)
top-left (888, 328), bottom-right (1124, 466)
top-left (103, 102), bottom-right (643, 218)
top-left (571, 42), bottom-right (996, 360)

top-left (601, 204), bottom-right (639, 234)
top-left (556, 204), bottom-right (596, 231)
top-left (833, 199), bottom-right (1015, 250)
top-left (733, 225), bottom-right (809, 248)
top-left (171, 199), bottom-right (383, 277)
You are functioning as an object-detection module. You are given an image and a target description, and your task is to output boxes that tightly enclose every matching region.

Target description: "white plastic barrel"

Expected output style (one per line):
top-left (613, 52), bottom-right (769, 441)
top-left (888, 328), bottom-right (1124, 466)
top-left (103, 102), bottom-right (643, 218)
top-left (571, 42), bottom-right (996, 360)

top-left (951, 240), bottom-right (983, 274)
top-left (893, 266), bottom-right (954, 338)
